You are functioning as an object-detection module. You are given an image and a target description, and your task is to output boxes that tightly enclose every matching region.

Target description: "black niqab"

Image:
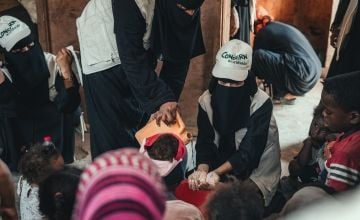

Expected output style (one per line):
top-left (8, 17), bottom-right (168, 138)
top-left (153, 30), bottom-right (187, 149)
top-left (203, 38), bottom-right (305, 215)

top-left (151, 0), bottom-right (205, 62)
top-left (0, 6), bottom-right (50, 104)
top-left (209, 73), bottom-right (256, 162)
top-left (211, 83), bottom-right (251, 135)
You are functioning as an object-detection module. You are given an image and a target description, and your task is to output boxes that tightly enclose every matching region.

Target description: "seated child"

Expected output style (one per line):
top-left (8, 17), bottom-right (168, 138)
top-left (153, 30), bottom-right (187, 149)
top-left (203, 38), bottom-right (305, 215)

top-left (321, 71), bottom-right (360, 192)
top-left (17, 141), bottom-right (64, 220)
top-left (281, 105), bottom-right (334, 196)
top-left (140, 133), bottom-right (186, 191)
top-left (39, 166), bottom-right (82, 220)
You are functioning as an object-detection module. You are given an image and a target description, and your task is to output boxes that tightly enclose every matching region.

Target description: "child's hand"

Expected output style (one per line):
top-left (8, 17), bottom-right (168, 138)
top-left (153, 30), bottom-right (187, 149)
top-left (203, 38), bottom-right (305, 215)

top-left (324, 141), bottom-right (335, 160)
top-left (56, 48), bottom-right (73, 80)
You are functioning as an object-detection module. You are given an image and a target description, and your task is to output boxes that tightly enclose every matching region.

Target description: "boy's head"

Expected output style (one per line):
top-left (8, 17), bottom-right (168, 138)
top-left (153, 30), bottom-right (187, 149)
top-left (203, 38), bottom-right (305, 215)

top-left (321, 71), bottom-right (360, 133)
top-left (146, 133), bottom-right (183, 161)
top-left (39, 166), bottom-right (82, 220)
top-left (204, 179), bottom-right (264, 220)
top-left (141, 133), bottom-right (186, 177)
top-left (309, 104), bottom-right (330, 146)
top-left (19, 142), bottom-right (64, 184)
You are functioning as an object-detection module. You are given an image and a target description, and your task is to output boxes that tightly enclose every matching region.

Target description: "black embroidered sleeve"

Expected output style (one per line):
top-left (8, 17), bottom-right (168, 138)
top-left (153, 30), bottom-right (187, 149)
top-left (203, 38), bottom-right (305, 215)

top-left (112, 0), bottom-right (175, 114)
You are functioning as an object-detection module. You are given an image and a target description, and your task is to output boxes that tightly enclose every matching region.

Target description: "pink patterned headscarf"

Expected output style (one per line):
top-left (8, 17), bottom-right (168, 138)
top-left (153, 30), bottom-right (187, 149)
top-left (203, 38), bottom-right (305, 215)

top-left (72, 148), bottom-right (166, 220)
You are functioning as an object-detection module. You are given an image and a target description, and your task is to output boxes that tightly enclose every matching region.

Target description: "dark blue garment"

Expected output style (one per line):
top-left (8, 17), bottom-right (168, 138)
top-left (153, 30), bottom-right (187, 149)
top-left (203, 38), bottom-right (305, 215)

top-left (151, 0), bottom-right (205, 63)
top-left (252, 22), bottom-right (321, 97)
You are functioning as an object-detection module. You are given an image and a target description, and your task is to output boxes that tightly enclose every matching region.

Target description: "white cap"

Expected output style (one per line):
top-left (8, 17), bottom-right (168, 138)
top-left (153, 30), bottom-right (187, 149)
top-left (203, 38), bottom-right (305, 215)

top-left (212, 39), bottom-right (252, 81)
top-left (0, 16), bottom-right (31, 52)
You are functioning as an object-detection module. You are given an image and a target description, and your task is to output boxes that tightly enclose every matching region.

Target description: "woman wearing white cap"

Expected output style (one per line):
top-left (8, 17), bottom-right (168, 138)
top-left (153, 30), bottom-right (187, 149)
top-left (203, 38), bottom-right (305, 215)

top-left (188, 40), bottom-right (281, 214)
top-left (0, 5), bottom-right (80, 170)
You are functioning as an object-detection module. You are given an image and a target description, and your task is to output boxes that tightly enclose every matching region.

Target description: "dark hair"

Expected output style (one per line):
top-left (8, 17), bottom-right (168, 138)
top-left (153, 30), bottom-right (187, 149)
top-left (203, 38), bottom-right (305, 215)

top-left (39, 166), bottom-right (82, 220)
top-left (19, 142), bottom-right (61, 184)
top-left (147, 134), bottom-right (179, 161)
top-left (313, 103), bottom-right (324, 119)
top-left (323, 71), bottom-right (360, 112)
top-left (309, 103), bottom-right (326, 136)
top-left (205, 179), bottom-right (264, 220)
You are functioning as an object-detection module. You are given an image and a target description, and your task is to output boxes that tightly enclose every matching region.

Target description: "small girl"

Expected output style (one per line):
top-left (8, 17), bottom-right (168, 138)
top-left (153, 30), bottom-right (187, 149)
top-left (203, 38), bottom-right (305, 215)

top-left (39, 166), bottom-right (82, 220)
top-left (17, 141), bottom-right (64, 220)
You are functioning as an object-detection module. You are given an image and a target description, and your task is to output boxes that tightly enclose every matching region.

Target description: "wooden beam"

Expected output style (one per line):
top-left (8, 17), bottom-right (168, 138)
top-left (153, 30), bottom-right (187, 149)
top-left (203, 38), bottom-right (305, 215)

top-left (220, 0), bottom-right (231, 46)
top-left (36, 0), bottom-right (51, 52)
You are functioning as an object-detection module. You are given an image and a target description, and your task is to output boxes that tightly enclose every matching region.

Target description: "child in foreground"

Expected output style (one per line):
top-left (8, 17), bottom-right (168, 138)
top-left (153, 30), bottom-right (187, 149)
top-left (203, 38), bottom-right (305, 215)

top-left (17, 141), bottom-right (64, 220)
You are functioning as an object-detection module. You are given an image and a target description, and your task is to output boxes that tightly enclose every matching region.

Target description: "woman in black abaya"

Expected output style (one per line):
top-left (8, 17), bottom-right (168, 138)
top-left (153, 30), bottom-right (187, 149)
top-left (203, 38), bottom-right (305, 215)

top-left (151, 0), bottom-right (205, 100)
top-left (0, 5), bottom-right (80, 170)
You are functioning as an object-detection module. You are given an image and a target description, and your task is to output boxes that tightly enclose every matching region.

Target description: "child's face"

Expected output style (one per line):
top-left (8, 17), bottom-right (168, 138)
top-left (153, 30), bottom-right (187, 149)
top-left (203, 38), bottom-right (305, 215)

top-left (50, 154), bottom-right (64, 171)
top-left (310, 116), bottom-right (329, 144)
top-left (321, 93), bottom-right (352, 133)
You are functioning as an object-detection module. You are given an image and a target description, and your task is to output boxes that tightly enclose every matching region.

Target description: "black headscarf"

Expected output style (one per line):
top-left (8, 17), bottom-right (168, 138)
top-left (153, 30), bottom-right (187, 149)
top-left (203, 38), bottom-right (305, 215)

top-left (151, 0), bottom-right (205, 62)
top-left (0, 6), bottom-right (50, 104)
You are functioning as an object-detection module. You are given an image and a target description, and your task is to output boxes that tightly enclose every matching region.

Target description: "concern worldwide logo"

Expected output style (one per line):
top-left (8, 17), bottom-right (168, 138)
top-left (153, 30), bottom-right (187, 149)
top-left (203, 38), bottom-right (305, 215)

top-left (221, 51), bottom-right (248, 65)
top-left (0, 20), bottom-right (20, 39)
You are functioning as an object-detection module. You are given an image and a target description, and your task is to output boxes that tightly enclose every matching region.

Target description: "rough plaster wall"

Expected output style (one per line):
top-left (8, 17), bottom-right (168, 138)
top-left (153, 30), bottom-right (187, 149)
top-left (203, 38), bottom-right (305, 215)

top-left (17, 0), bottom-right (37, 22)
top-left (179, 0), bottom-right (223, 132)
